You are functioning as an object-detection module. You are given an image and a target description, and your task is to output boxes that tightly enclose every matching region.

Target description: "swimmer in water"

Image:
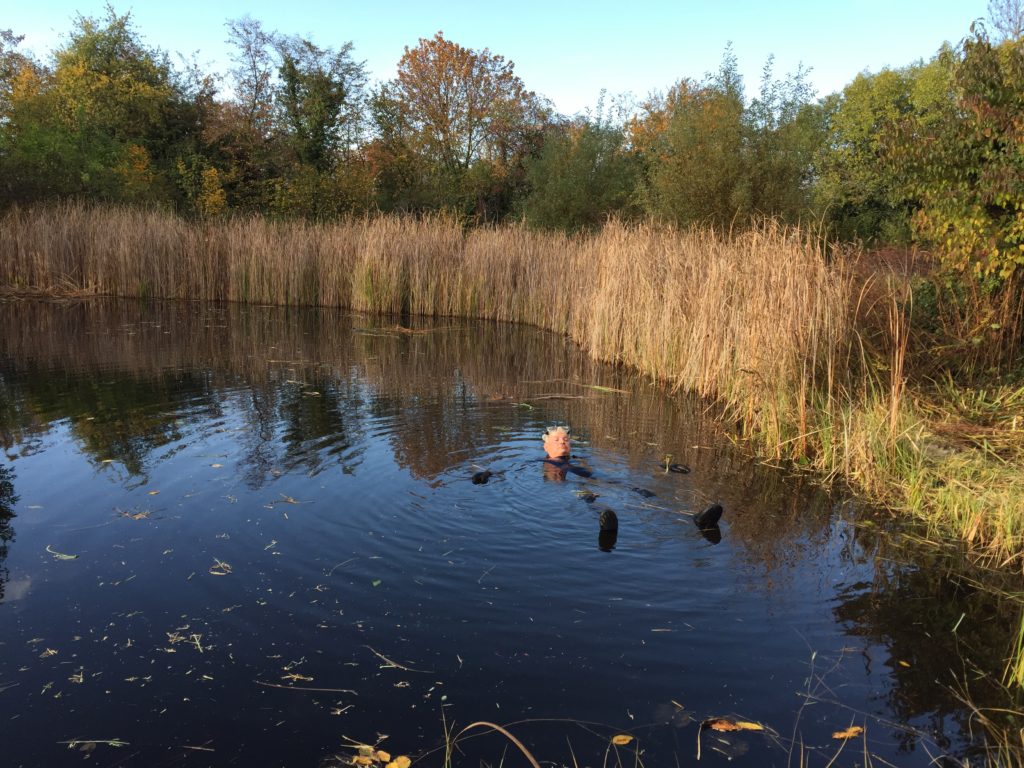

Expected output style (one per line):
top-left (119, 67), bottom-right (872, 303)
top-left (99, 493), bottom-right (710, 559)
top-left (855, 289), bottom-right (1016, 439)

top-left (541, 426), bottom-right (593, 481)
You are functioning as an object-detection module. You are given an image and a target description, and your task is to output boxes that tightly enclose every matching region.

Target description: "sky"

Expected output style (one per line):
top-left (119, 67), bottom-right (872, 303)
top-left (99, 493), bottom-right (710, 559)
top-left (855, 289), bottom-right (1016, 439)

top-left (4, 0), bottom-right (992, 116)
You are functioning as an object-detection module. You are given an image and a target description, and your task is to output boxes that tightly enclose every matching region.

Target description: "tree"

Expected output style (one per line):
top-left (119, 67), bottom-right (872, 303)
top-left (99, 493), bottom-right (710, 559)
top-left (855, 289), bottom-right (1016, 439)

top-left (274, 34), bottom-right (366, 171)
top-left (640, 50), bottom-right (747, 227)
top-left (888, 30), bottom-right (1024, 282)
top-left (226, 16), bottom-right (276, 136)
top-left (0, 8), bottom-right (190, 204)
top-left (743, 57), bottom-right (821, 222)
top-left (522, 100), bottom-right (640, 232)
top-left (989, 0), bottom-right (1024, 41)
top-left (393, 31), bottom-right (538, 172)
top-left (0, 29), bottom-right (35, 121)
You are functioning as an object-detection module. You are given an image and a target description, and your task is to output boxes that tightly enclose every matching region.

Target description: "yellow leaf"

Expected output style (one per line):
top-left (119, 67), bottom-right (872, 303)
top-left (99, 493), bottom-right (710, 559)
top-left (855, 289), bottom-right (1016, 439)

top-left (734, 721), bottom-right (764, 731)
top-left (353, 757), bottom-right (373, 766)
top-left (393, 757), bottom-right (411, 768)
top-left (832, 726), bottom-right (864, 740)
top-left (611, 734), bottom-right (633, 745)
top-left (376, 751), bottom-right (391, 763)
top-left (898, 660), bottom-right (911, 668)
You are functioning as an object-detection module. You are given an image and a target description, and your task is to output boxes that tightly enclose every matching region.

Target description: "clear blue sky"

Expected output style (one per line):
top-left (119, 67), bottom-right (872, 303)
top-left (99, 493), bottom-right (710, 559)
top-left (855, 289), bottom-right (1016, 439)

top-left (5, 0), bottom-right (990, 115)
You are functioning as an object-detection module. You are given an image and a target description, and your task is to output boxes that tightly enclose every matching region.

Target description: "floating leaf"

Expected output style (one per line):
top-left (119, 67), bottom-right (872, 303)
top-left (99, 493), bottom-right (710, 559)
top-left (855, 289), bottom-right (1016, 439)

top-left (147, 490), bottom-right (159, 496)
top-left (611, 734), bottom-right (634, 745)
top-left (705, 718), bottom-right (763, 732)
top-left (376, 751), bottom-right (391, 762)
top-left (392, 757), bottom-right (412, 768)
top-left (353, 756), bottom-right (373, 766)
top-left (832, 726), bottom-right (864, 740)
top-left (211, 463), bottom-right (223, 468)
top-left (733, 721), bottom-right (764, 731)
top-left (209, 558), bottom-right (233, 576)
top-left (46, 545), bottom-right (78, 561)
top-left (898, 660), bottom-right (911, 668)
top-left (372, 579), bottom-right (382, 587)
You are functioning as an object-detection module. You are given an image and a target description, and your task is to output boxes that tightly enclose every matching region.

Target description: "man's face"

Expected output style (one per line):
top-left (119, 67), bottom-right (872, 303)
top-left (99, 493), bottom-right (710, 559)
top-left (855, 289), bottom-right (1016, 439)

top-left (543, 431), bottom-right (571, 458)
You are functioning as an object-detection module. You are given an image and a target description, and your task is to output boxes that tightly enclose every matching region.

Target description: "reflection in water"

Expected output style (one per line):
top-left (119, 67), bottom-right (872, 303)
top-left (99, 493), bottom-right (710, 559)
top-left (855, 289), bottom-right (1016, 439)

top-left (597, 529), bottom-right (618, 552)
top-left (0, 299), bottom-right (1021, 767)
top-left (0, 465), bottom-right (17, 601)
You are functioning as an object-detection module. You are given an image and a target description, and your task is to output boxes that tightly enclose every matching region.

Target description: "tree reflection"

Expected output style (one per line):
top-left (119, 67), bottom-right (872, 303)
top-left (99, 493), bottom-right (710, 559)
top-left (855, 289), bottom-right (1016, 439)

top-left (0, 298), bottom-right (1022, 764)
top-left (0, 464), bottom-right (18, 602)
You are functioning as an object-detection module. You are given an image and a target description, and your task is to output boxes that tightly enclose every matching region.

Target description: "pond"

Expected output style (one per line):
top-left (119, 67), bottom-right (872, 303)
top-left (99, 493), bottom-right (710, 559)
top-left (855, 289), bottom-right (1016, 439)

top-left (0, 299), bottom-right (1017, 768)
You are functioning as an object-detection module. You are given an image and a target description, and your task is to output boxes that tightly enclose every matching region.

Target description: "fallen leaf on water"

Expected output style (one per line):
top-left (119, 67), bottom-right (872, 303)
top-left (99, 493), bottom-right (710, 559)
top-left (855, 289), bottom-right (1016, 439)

top-left (211, 463), bottom-right (223, 468)
top-left (705, 718), bottom-right (763, 732)
top-left (46, 545), bottom-right (78, 561)
top-left (352, 757), bottom-right (373, 766)
top-left (389, 757), bottom-right (411, 768)
top-left (734, 721), bottom-right (764, 731)
top-left (611, 734), bottom-right (634, 745)
top-left (376, 751), bottom-right (391, 762)
top-left (832, 726), bottom-right (864, 740)
top-left (147, 491), bottom-right (159, 496)
top-left (209, 559), bottom-right (233, 576)
top-left (898, 660), bottom-right (911, 668)
top-left (372, 579), bottom-right (382, 587)
top-left (40, 648), bottom-right (58, 658)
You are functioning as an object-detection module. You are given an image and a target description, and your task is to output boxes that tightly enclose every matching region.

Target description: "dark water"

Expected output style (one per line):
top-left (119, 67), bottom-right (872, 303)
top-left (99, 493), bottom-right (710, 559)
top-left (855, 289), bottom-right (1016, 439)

top-left (0, 300), bottom-right (1018, 768)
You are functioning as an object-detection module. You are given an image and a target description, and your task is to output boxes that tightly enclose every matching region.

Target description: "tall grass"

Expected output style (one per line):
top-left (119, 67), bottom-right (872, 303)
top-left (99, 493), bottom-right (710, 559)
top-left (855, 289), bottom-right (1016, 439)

top-left (2, 202), bottom-right (1023, 574)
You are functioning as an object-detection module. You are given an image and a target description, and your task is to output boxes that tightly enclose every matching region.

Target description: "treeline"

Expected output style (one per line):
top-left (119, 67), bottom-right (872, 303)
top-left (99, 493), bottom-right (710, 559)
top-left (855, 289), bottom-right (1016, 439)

top-left (1, 10), bottom-right (1023, 309)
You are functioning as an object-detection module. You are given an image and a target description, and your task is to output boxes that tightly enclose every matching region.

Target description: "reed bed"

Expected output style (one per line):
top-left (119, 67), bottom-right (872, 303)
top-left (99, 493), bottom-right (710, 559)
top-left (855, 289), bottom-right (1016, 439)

top-left (2, 202), bottom-right (1023, 574)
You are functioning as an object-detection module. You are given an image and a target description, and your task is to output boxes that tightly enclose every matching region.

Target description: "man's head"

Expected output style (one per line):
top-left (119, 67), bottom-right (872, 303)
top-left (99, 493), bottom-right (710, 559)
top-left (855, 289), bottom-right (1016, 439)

top-left (543, 426), bottom-right (571, 459)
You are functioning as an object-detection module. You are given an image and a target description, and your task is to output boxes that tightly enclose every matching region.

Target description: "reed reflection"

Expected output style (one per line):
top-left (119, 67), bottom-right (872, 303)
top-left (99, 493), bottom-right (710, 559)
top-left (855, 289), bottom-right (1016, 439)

top-left (0, 299), bottom-right (1021, 763)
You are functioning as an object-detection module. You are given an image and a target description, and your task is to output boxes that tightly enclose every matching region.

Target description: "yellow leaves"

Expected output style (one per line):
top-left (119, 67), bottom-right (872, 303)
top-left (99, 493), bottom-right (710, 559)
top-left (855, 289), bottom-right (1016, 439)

top-left (348, 745), bottom-right (409, 768)
top-left (832, 726), bottom-right (864, 740)
top-left (704, 718), bottom-right (764, 732)
top-left (610, 734), bottom-right (633, 745)
top-left (198, 167), bottom-right (228, 217)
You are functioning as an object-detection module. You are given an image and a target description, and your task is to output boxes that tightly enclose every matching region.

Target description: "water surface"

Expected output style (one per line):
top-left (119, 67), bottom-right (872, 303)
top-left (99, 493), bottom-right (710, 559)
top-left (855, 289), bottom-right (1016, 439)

top-left (0, 300), bottom-right (1015, 767)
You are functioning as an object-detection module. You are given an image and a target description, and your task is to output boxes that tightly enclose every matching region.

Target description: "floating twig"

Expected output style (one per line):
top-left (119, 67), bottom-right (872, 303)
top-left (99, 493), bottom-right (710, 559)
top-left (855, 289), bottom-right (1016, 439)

top-left (365, 645), bottom-right (432, 673)
top-left (255, 680), bottom-right (357, 694)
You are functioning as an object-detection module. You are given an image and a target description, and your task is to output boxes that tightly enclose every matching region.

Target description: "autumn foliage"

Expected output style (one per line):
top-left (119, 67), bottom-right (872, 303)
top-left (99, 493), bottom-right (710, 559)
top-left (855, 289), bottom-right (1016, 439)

top-left (1, 8), bottom-right (1024, 353)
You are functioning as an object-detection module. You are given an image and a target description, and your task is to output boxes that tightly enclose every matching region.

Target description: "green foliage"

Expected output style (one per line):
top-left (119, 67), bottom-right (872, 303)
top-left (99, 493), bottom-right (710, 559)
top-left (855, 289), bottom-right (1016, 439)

top-left (0, 8), bottom-right (189, 205)
top-left (888, 29), bottom-right (1024, 283)
top-left (743, 58), bottom-right (823, 221)
top-left (638, 48), bottom-right (822, 228)
top-left (522, 109), bottom-right (639, 232)
top-left (815, 60), bottom-right (952, 242)
top-left (275, 36), bottom-right (366, 171)
top-left (643, 54), bottom-right (747, 227)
